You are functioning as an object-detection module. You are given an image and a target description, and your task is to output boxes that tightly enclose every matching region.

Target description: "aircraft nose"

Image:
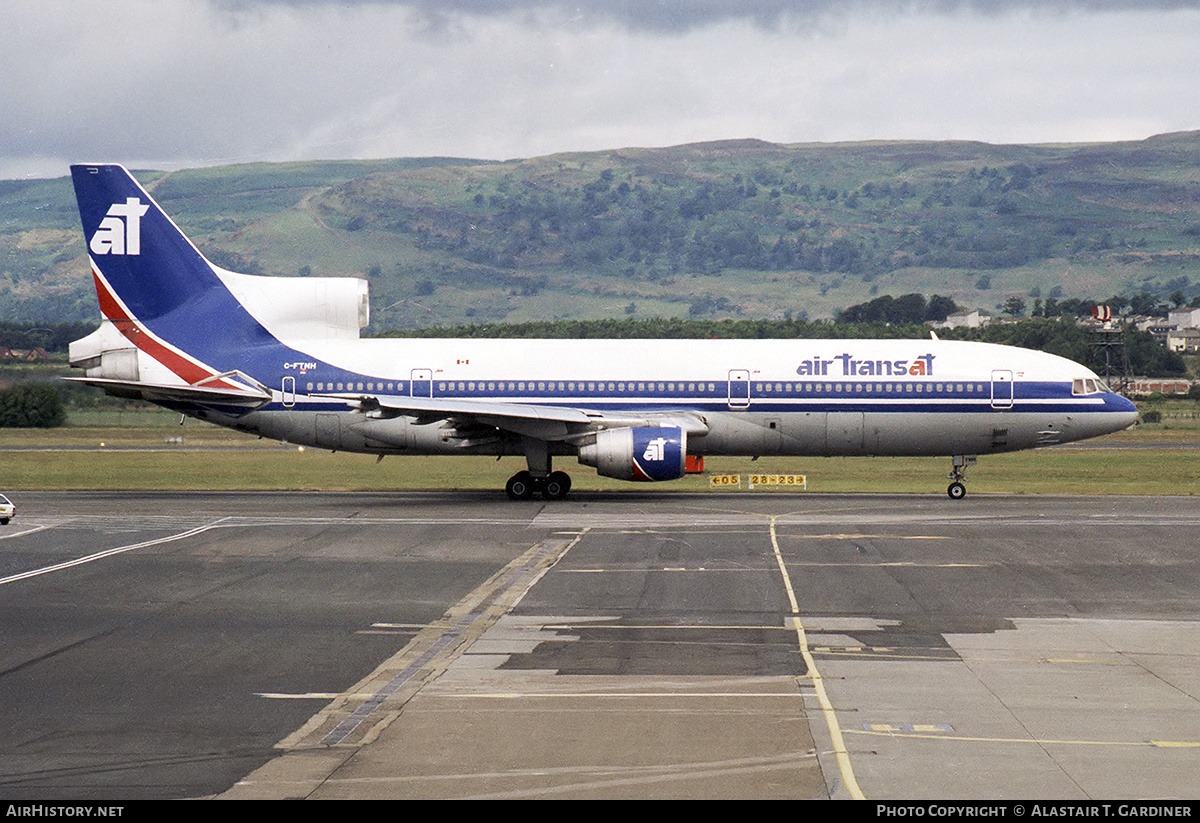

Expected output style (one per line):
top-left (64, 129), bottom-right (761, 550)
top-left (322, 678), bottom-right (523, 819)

top-left (1110, 393), bottom-right (1139, 430)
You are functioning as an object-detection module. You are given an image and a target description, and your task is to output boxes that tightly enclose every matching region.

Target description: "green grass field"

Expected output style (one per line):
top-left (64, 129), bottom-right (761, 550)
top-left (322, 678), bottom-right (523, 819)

top-left (1, 407), bottom-right (1196, 495)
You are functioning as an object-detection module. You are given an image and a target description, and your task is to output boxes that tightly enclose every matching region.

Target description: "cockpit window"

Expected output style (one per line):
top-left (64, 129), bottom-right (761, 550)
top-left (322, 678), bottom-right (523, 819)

top-left (1072, 378), bottom-right (1109, 396)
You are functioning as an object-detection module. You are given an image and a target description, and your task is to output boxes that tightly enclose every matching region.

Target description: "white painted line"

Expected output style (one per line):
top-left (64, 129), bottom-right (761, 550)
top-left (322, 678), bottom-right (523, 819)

top-left (770, 514), bottom-right (866, 800)
top-left (0, 523), bottom-right (51, 541)
top-left (0, 519), bottom-right (227, 586)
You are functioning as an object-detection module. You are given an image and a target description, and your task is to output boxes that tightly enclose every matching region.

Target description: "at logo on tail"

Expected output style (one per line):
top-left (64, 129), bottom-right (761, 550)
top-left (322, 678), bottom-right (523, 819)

top-left (90, 197), bottom-right (149, 255)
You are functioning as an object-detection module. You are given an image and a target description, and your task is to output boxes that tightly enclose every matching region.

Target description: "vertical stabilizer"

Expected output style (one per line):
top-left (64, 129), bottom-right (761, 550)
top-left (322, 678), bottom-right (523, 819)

top-left (72, 165), bottom-right (216, 321)
top-left (70, 165), bottom-right (277, 383)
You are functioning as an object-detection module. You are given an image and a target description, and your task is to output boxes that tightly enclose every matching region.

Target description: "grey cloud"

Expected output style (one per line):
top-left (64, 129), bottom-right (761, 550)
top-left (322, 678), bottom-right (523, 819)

top-left (217, 0), bottom-right (1200, 33)
top-left (3, 0), bottom-right (1199, 179)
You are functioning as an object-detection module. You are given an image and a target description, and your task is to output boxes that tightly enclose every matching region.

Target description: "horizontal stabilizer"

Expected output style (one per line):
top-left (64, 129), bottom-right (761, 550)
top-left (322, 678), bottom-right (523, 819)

top-left (65, 377), bottom-right (271, 410)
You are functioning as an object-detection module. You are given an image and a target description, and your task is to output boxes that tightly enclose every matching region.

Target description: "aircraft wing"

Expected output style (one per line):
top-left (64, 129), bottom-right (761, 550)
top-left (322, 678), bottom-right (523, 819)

top-left (324, 393), bottom-right (709, 443)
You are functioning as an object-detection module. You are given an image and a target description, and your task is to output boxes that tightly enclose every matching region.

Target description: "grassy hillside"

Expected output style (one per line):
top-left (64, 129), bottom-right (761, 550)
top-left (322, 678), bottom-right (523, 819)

top-left (4, 133), bottom-right (1200, 329)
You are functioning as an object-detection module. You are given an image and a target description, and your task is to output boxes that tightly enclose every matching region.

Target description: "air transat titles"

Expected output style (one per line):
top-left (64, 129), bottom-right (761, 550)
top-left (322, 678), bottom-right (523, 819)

top-left (796, 353), bottom-right (936, 377)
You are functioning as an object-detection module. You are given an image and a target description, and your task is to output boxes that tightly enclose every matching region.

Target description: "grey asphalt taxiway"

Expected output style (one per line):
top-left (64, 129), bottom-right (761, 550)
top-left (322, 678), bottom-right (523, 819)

top-left (1, 490), bottom-right (1198, 799)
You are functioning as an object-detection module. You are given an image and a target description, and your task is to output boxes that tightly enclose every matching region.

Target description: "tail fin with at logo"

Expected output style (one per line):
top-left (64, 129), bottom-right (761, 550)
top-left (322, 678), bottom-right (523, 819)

top-left (68, 164), bottom-right (368, 408)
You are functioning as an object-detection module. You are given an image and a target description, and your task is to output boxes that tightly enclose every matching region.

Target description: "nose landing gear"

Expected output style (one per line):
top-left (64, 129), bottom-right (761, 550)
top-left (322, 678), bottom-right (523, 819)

top-left (946, 454), bottom-right (976, 500)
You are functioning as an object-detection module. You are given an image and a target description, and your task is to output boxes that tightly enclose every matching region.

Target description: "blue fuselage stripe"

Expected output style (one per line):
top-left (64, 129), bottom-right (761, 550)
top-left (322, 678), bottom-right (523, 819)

top-left (265, 378), bottom-right (1127, 417)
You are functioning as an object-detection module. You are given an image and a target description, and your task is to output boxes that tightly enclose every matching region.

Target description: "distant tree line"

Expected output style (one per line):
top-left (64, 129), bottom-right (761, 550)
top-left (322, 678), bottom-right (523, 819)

top-left (1001, 290), bottom-right (1200, 320)
top-left (0, 322), bottom-right (94, 352)
top-left (835, 293), bottom-right (959, 324)
top-left (381, 312), bottom-right (1184, 377)
top-left (0, 383), bottom-right (65, 427)
top-left (380, 315), bottom-right (931, 341)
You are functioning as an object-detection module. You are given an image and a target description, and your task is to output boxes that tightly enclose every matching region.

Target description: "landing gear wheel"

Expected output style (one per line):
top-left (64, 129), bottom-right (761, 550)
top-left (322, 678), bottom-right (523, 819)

top-left (505, 471), bottom-right (536, 500)
top-left (542, 471), bottom-right (572, 500)
top-left (945, 455), bottom-right (975, 501)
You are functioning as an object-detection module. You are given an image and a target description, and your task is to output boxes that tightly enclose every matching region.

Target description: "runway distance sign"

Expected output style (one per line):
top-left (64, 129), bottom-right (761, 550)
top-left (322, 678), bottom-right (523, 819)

top-left (708, 473), bottom-right (807, 490)
top-left (748, 474), bottom-right (806, 489)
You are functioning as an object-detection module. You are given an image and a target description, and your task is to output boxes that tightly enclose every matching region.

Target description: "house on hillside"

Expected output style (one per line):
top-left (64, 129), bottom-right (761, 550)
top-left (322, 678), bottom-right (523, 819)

top-left (934, 310), bottom-right (989, 329)
top-left (1168, 307), bottom-right (1200, 329)
top-left (0, 347), bottom-right (50, 361)
top-left (1133, 316), bottom-right (1173, 339)
top-left (1167, 328), bottom-right (1200, 353)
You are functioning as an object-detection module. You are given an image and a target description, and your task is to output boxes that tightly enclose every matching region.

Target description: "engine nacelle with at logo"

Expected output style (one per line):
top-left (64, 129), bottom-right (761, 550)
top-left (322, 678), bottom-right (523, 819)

top-left (578, 426), bottom-right (687, 482)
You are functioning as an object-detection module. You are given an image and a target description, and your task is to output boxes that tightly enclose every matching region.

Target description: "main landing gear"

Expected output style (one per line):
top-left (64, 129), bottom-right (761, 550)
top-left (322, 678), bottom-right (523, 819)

top-left (947, 454), bottom-right (977, 500)
top-left (505, 470), bottom-right (572, 501)
top-left (506, 435), bottom-right (573, 501)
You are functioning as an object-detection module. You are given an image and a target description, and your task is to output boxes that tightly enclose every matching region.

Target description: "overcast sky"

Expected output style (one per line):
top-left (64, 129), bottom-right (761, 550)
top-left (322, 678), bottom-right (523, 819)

top-left (3, 0), bottom-right (1199, 179)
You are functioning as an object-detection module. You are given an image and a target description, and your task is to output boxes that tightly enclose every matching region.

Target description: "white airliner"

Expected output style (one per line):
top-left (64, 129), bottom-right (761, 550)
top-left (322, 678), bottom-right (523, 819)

top-left (67, 164), bottom-right (1139, 500)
